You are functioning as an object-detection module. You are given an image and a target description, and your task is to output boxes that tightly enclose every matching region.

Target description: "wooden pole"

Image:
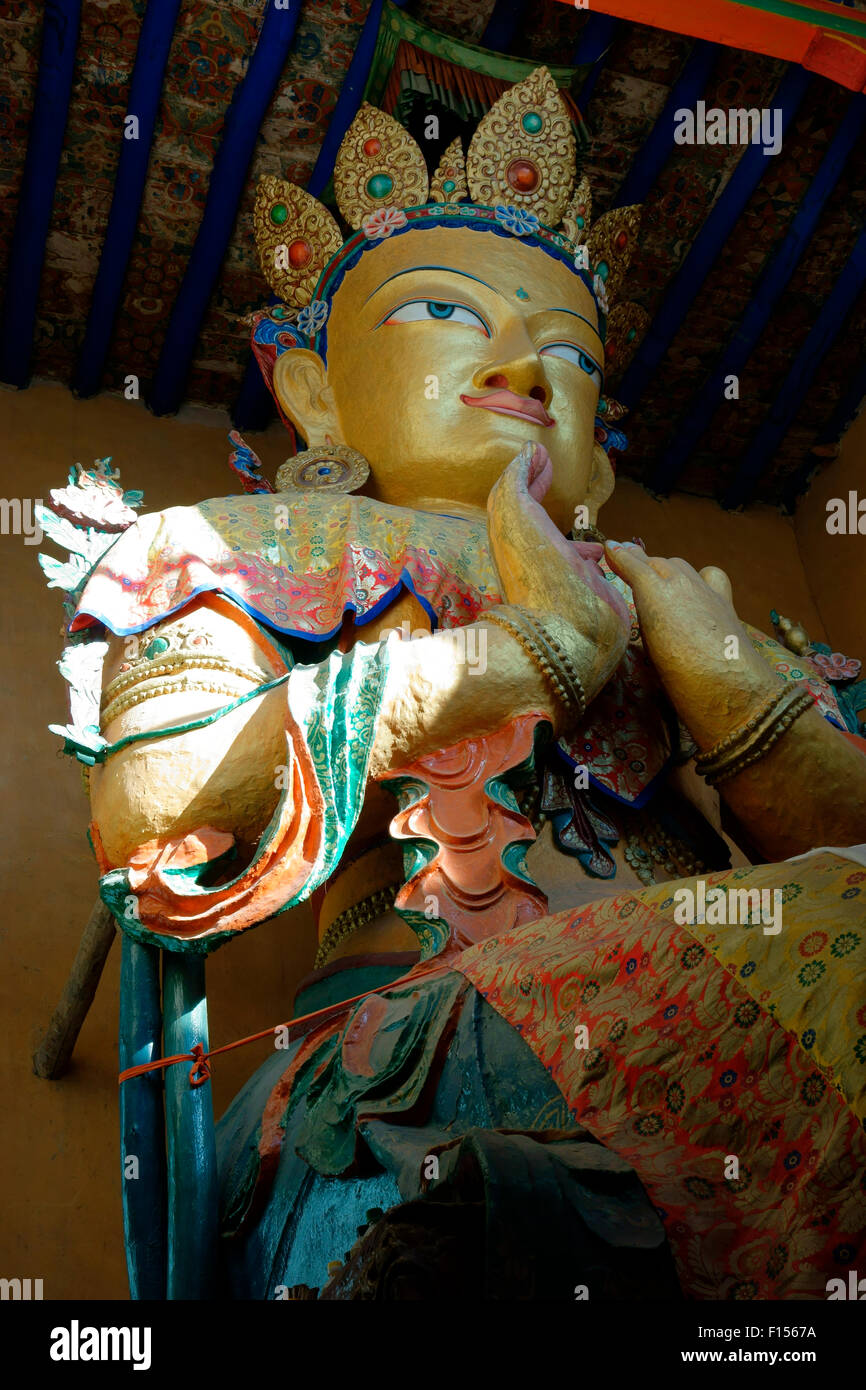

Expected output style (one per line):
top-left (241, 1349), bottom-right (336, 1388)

top-left (33, 898), bottom-right (116, 1080)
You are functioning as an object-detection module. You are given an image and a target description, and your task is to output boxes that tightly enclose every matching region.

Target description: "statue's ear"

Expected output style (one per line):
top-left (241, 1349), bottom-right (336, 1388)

top-left (272, 349), bottom-right (343, 446)
top-left (585, 442), bottom-right (616, 524)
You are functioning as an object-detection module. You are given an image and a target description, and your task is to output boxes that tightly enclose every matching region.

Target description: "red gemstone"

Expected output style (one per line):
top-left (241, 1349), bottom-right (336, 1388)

top-left (615, 230), bottom-right (628, 251)
top-left (363, 137), bottom-right (382, 157)
top-left (506, 159), bottom-right (540, 193)
top-left (288, 238), bottom-right (312, 268)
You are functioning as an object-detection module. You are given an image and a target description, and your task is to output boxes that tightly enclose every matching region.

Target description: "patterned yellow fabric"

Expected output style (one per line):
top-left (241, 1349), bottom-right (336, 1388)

top-left (746, 623), bottom-right (845, 729)
top-left (641, 853), bottom-right (866, 1123)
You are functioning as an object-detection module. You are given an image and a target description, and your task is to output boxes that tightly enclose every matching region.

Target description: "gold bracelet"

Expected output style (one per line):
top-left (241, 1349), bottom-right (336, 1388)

top-left (484, 606), bottom-right (586, 724)
top-left (314, 883), bottom-right (401, 969)
top-left (698, 688), bottom-right (814, 787)
top-left (693, 686), bottom-right (787, 769)
top-left (696, 684), bottom-right (811, 775)
top-left (101, 674), bottom-right (261, 729)
top-left (102, 652), bottom-right (266, 708)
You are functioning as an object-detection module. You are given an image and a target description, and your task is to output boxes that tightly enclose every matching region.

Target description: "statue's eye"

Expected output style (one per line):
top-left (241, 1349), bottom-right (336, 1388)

top-left (380, 300), bottom-right (490, 335)
top-left (540, 342), bottom-right (602, 385)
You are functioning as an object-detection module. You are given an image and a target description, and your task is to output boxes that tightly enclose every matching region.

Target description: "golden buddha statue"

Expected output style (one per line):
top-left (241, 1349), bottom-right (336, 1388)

top-left (48, 68), bottom-right (866, 1300)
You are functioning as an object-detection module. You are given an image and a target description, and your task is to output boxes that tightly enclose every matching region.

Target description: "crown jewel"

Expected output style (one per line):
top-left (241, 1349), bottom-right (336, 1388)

top-left (465, 66), bottom-right (575, 225)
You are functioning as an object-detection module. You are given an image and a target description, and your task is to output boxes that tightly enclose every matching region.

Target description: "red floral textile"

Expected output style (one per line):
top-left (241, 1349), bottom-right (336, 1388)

top-left (455, 852), bottom-right (866, 1298)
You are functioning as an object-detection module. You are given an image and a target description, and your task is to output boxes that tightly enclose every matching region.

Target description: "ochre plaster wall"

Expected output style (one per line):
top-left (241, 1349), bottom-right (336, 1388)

top-left (602, 477), bottom-right (829, 644)
top-left (0, 381), bottom-right (849, 1299)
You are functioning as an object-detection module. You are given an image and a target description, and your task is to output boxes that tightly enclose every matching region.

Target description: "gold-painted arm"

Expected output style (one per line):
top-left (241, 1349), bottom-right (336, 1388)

top-left (716, 709), bottom-right (866, 859)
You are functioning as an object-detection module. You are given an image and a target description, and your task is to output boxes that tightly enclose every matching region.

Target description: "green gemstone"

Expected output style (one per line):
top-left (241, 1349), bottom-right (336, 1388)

top-left (522, 111), bottom-right (543, 134)
top-left (626, 327), bottom-right (636, 342)
top-left (144, 637), bottom-right (170, 660)
top-left (597, 260), bottom-right (609, 281)
top-left (366, 173), bottom-right (394, 199)
top-left (443, 179), bottom-right (456, 193)
top-left (269, 203), bottom-right (288, 226)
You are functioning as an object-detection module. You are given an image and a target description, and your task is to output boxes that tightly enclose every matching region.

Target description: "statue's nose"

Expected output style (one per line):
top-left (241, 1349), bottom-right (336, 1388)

top-left (475, 359), bottom-right (552, 410)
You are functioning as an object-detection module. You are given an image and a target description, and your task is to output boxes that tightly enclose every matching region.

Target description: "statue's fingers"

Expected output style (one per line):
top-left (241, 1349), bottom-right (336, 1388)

top-left (699, 565), bottom-right (734, 605)
top-left (604, 540), bottom-right (656, 591)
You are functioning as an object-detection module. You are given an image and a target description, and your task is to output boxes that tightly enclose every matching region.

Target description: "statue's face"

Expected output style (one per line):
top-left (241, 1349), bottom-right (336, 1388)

top-left (277, 226), bottom-right (607, 532)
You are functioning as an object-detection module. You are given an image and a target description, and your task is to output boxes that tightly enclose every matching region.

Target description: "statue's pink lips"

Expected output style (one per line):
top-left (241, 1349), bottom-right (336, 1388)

top-left (461, 389), bottom-right (554, 427)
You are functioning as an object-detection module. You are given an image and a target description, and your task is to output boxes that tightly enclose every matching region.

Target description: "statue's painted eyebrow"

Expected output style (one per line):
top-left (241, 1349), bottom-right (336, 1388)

top-left (364, 272), bottom-right (599, 335)
top-left (542, 307), bottom-right (600, 335)
top-left (364, 266), bottom-right (503, 305)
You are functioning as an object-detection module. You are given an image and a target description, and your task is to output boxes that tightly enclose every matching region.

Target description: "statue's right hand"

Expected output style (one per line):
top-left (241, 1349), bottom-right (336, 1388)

top-left (486, 443), bottom-right (629, 703)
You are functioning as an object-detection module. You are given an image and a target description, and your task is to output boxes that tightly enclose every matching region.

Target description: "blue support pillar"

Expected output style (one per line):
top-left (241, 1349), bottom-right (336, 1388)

top-left (149, 0), bottom-right (304, 417)
top-left (163, 952), bottom-right (218, 1300)
top-left (651, 93), bottom-right (866, 494)
top-left (0, 0), bottom-right (81, 387)
top-left (119, 935), bottom-right (166, 1300)
top-left (618, 64), bottom-right (812, 414)
top-left (72, 0), bottom-right (184, 398)
top-left (232, 0), bottom-right (412, 432)
top-left (723, 224), bottom-right (866, 509)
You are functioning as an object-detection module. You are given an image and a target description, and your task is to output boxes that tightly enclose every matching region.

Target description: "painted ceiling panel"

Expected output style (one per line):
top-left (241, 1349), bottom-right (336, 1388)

top-left (1, 0), bottom-right (864, 510)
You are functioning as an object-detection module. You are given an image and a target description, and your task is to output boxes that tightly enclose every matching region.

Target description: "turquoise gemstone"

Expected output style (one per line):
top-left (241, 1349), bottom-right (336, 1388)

top-left (522, 111), bottom-right (543, 134)
top-left (144, 636), bottom-right (169, 660)
top-left (443, 179), bottom-right (456, 193)
top-left (597, 261), bottom-right (609, 281)
top-left (627, 327), bottom-right (636, 342)
top-left (366, 173), bottom-right (393, 199)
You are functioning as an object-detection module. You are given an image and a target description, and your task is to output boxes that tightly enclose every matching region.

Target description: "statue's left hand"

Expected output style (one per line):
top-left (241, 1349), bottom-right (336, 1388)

top-left (603, 541), bottom-right (780, 749)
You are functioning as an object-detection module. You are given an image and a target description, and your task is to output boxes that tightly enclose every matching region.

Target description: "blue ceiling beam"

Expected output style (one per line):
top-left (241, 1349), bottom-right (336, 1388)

top-left (148, 0), bottom-right (303, 417)
top-left (723, 223), bottom-right (866, 510)
top-left (572, 14), bottom-right (620, 110)
top-left (651, 93), bottom-right (866, 495)
top-left (0, 0), bottom-right (82, 387)
top-left (613, 40), bottom-right (719, 209)
top-left (72, 0), bottom-right (183, 399)
top-left (232, 0), bottom-right (411, 433)
top-left (481, 0), bottom-right (527, 54)
top-left (617, 64), bottom-right (812, 415)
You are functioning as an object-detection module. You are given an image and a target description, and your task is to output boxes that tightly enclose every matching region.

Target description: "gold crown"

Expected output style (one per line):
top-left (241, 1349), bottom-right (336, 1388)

top-left (252, 67), bottom-right (648, 373)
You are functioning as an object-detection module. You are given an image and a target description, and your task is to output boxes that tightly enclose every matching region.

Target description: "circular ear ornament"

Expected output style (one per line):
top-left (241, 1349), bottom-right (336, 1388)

top-left (275, 444), bottom-right (370, 495)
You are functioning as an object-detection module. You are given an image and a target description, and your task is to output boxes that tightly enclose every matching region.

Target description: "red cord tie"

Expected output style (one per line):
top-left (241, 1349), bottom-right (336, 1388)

top-left (188, 1043), bottom-right (211, 1088)
top-left (117, 963), bottom-right (446, 1089)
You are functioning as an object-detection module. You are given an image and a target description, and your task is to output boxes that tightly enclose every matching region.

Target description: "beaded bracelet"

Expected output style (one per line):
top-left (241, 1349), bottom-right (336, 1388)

top-left (102, 651), bottom-right (266, 708)
top-left (484, 606), bottom-right (587, 724)
top-left (696, 686), bottom-right (814, 787)
top-left (101, 673), bottom-right (263, 729)
top-left (693, 686), bottom-right (786, 769)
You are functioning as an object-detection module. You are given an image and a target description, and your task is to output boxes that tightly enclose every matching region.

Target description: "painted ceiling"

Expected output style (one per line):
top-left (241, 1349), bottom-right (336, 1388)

top-left (1, 0), bottom-right (865, 509)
